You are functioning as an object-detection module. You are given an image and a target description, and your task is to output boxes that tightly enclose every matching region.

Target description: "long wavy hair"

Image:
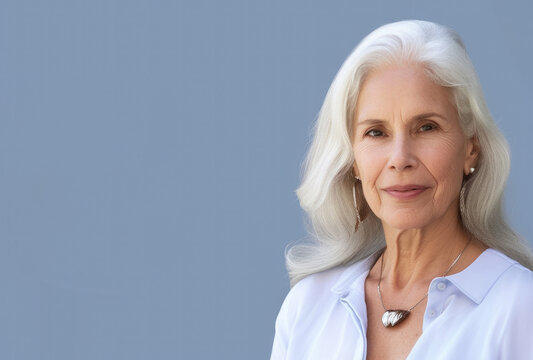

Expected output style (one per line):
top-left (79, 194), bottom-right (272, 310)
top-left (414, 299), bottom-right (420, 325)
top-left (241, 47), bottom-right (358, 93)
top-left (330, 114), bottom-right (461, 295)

top-left (288, 20), bottom-right (533, 286)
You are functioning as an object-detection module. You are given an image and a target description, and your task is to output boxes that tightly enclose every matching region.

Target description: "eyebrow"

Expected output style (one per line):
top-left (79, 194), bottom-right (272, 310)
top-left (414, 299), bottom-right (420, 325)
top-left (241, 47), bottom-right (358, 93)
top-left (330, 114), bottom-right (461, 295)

top-left (357, 112), bottom-right (447, 126)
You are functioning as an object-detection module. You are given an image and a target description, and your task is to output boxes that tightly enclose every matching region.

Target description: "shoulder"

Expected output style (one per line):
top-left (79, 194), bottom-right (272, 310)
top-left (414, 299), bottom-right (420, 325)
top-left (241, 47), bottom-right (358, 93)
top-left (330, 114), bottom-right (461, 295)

top-left (275, 251), bottom-right (378, 324)
top-left (284, 251), bottom-right (380, 308)
top-left (281, 264), bottom-right (349, 315)
top-left (488, 249), bottom-right (533, 290)
top-left (271, 264), bottom-right (352, 358)
top-left (493, 257), bottom-right (533, 301)
top-left (484, 251), bottom-right (533, 357)
top-left (294, 264), bottom-right (348, 293)
top-left (480, 249), bottom-right (533, 314)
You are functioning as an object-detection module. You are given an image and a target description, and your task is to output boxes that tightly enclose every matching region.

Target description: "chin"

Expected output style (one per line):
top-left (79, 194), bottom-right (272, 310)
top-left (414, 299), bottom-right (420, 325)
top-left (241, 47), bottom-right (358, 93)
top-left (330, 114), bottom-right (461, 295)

top-left (379, 210), bottom-right (435, 231)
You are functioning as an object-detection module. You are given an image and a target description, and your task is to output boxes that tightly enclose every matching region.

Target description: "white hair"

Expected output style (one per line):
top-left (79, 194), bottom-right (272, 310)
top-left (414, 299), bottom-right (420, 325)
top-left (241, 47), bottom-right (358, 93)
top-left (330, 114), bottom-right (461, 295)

top-left (288, 19), bottom-right (533, 286)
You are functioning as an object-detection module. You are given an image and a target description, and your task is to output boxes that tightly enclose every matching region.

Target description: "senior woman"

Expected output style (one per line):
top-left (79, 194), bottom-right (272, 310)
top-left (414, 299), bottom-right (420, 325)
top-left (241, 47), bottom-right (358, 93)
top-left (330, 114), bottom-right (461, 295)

top-left (271, 20), bottom-right (533, 360)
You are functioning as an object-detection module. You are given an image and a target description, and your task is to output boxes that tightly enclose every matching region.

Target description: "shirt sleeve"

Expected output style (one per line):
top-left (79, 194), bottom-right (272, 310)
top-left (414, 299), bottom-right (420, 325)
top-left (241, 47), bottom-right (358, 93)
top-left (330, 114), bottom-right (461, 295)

top-left (270, 276), bottom-right (311, 360)
top-left (270, 288), bottom-right (294, 360)
top-left (498, 269), bottom-right (533, 360)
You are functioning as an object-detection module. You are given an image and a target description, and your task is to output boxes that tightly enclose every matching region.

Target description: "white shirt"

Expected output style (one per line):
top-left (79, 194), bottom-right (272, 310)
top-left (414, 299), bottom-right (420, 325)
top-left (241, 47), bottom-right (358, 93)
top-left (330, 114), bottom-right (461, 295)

top-left (271, 248), bottom-right (533, 359)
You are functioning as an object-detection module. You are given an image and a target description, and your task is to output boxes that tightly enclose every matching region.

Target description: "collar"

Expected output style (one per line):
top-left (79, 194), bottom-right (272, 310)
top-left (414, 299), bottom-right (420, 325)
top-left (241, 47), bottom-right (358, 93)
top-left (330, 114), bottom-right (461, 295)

top-left (445, 248), bottom-right (516, 304)
top-left (330, 250), bottom-right (382, 296)
top-left (330, 247), bottom-right (517, 305)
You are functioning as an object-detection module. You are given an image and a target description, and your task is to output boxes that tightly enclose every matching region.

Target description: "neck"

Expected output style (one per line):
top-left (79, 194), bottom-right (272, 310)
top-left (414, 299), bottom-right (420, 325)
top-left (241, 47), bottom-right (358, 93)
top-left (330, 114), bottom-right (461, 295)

top-left (380, 213), bottom-right (471, 291)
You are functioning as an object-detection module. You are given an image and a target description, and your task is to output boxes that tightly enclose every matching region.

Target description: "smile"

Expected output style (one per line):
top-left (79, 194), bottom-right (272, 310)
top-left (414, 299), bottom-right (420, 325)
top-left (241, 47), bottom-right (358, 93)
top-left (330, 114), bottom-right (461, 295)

top-left (382, 185), bottom-right (429, 200)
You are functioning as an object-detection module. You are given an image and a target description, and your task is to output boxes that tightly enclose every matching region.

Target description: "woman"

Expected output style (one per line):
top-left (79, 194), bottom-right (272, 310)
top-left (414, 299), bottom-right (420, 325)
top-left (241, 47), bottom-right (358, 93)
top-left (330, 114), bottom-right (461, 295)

top-left (271, 20), bottom-right (533, 359)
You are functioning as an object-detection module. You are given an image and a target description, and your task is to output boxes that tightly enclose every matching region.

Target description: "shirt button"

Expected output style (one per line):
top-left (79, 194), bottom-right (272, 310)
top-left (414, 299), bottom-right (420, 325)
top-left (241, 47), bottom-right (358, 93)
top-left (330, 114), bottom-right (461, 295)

top-left (437, 282), bottom-right (447, 291)
top-left (428, 309), bottom-right (436, 318)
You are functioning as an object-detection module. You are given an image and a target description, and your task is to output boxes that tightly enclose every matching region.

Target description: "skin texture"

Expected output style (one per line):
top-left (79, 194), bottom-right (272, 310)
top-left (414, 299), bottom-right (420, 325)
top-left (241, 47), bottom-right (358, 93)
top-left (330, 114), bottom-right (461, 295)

top-left (352, 63), bottom-right (486, 359)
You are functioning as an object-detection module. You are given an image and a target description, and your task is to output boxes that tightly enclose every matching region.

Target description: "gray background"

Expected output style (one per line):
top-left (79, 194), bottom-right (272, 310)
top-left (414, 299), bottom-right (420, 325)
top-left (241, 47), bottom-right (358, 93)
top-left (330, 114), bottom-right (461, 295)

top-left (0, 0), bottom-right (531, 359)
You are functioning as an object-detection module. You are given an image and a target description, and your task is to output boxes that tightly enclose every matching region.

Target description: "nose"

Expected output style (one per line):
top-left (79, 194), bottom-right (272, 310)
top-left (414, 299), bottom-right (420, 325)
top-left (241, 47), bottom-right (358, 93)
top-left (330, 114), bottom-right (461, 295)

top-left (388, 134), bottom-right (418, 171)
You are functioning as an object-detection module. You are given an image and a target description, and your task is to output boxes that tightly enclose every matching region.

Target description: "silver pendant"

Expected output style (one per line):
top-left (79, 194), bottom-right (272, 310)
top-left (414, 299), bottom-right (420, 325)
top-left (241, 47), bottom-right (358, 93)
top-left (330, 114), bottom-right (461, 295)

top-left (382, 310), bottom-right (410, 327)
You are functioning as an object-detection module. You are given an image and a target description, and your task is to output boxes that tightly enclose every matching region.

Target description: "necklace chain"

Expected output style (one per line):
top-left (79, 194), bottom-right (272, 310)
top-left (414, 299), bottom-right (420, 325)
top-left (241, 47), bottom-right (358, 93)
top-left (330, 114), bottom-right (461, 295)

top-left (377, 237), bottom-right (472, 313)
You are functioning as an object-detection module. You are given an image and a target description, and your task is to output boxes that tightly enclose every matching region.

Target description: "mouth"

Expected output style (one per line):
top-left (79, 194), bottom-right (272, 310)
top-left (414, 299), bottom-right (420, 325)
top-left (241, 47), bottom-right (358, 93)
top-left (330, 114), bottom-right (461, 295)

top-left (382, 184), bottom-right (429, 199)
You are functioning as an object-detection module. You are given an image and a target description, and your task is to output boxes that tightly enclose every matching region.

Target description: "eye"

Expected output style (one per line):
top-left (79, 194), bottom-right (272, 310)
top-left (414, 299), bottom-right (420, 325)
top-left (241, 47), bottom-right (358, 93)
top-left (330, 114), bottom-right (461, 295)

top-left (418, 123), bottom-right (437, 132)
top-left (365, 129), bottom-right (385, 137)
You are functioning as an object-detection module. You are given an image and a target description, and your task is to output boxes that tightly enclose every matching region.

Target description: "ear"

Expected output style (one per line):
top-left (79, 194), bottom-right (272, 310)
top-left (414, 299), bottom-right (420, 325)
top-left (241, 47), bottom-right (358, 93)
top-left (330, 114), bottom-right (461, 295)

top-left (464, 135), bottom-right (480, 175)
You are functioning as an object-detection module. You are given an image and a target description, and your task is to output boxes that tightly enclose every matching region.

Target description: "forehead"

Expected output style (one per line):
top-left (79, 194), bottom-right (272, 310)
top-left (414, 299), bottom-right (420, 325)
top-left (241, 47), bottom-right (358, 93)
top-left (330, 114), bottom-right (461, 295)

top-left (355, 64), bottom-right (456, 122)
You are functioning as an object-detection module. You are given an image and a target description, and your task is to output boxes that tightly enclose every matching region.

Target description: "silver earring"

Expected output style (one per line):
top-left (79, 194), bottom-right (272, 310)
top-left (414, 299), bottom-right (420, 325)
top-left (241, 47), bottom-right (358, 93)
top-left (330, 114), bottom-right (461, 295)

top-left (352, 182), bottom-right (362, 231)
top-left (459, 184), bottom-right (467, 219)
top-left (469, 167), bottom-right (475, 174)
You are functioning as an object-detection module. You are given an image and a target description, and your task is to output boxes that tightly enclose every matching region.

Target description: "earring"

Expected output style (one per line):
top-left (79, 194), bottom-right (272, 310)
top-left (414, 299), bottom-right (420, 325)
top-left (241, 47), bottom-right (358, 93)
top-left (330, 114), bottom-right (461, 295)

top-left (352, 169), bottom-right (361, 181)
top-left (352, 182), bottom-right (362, 231)
top-left (459, 183), bottom-right (467, 219)
top-left (469, 167), bottom-right (475, 174)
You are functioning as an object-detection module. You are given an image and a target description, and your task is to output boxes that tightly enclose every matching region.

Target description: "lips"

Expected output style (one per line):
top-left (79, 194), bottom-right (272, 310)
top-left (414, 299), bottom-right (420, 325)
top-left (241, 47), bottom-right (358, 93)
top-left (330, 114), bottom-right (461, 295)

top-left (382, 184), bottom-right (429, 200)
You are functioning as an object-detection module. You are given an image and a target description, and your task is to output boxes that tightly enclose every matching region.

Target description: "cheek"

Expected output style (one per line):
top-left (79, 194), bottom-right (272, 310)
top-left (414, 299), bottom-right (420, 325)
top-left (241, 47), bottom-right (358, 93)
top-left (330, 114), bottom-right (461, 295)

top-left (353, 144), bottom-right (387, 204)
top-left (353, 143), bottom-right (386, 179)
top-left (424, 139), bottom-right (465, 193)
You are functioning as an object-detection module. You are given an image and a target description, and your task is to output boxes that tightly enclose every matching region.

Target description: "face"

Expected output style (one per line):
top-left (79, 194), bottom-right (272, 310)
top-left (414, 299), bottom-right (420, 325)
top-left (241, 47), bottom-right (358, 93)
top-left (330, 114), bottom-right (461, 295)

top-left (352, 63), bottom-right (478, 231)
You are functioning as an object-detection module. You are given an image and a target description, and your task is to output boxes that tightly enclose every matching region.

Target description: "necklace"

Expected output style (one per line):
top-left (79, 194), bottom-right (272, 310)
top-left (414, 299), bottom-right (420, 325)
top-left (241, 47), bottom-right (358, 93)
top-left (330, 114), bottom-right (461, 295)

top-left (377, 238), bottom-right (472, 328)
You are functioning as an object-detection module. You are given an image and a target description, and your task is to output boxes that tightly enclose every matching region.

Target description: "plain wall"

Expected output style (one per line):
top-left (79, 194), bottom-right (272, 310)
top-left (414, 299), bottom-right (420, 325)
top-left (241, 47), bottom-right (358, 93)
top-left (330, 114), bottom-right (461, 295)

top-left (0, 0), bottom-right (531, 359)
